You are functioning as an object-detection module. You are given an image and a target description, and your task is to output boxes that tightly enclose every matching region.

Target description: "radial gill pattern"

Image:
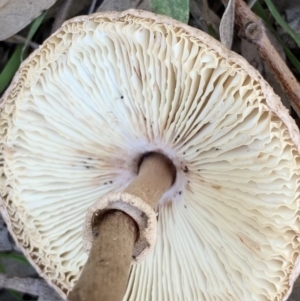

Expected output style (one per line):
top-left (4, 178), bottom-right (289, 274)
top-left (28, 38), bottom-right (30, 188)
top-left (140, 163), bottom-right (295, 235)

top-left (1, 11), bottom-right (300, 301)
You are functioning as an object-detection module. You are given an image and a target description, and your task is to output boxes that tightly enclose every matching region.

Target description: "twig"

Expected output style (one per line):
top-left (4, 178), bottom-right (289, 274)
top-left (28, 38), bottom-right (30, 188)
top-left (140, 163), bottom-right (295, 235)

top-left (51, 0), bottom-right (73, 33)
top-left (220, 0), bottom-right (300, 117)
top-left (5, 35), bottom-right (39, 49)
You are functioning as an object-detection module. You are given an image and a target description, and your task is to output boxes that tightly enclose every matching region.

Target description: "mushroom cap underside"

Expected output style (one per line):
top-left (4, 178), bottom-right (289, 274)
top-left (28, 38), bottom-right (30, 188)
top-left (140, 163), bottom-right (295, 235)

top-left (1, 10), bottom-right (300, 301)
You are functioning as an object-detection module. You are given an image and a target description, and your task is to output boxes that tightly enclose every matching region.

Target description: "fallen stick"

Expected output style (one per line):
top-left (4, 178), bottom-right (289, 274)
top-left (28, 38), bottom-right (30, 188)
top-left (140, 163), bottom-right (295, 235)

top-left (221, 0), bottom-right (300, 116)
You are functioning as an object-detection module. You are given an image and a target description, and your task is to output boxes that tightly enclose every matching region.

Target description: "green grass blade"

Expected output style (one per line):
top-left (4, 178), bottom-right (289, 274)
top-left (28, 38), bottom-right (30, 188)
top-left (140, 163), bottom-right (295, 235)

top-left (207, 24), bottom-right (217, 39)
top-left (7, 289), bottom-right (37, 301)
top-left (7, 290), bottom-right (25, 301)
top-left (263, 0), bottom-right (300, 47)
top-left (252, 2), bottom-right (300, 73)
top-left (281, 44), bottom-right (300, 72)
top-left (22, 11), bottom-right (47, 59)
top-left (0, 260), bottom-right (5, 272)
top-left (0, 44), bottom-right (23, 94)
top-left (0, 252), bottom-right (30, 265)
top-left (252, 1), bottom-right (269, 23)
top-left (0, 255), bottom-right (35, 301)
top-left (0, 11), bottom-right (47, 94)
top-left (27, 11), bottom-right (47, 40)
top-left (0, 254), bottom-right (35, 300)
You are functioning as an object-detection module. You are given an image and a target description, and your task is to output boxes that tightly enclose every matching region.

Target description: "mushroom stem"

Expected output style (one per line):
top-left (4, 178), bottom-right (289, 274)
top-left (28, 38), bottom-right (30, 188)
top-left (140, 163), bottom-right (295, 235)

top-left (68, 153), bottom-right (175, 301)
top-left (124, 152), bottom-right (176, 206)
top-left (68, 210), bottom-right (137, 301)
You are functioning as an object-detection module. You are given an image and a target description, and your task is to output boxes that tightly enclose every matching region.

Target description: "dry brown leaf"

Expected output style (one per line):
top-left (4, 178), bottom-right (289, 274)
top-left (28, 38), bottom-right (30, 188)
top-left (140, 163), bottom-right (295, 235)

top-left (220, 0), bottom-right (235, 49)
top-left (0, 0), bottom-right (57, 41)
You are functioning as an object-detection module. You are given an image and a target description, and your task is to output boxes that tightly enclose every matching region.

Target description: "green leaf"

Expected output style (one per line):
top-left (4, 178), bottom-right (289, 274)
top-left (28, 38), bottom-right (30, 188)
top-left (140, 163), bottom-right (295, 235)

top-left (263, 0), bottom-right (300, 48)
top-left (252, 2), bottom-right (300, 73)
top-left (151, 0), bottom-right (189, 23)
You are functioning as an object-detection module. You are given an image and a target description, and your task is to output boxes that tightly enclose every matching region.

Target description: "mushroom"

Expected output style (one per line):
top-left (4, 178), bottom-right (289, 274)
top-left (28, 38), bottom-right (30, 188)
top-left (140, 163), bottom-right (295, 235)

top-left (1, 9), bottom-right (300, 301)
